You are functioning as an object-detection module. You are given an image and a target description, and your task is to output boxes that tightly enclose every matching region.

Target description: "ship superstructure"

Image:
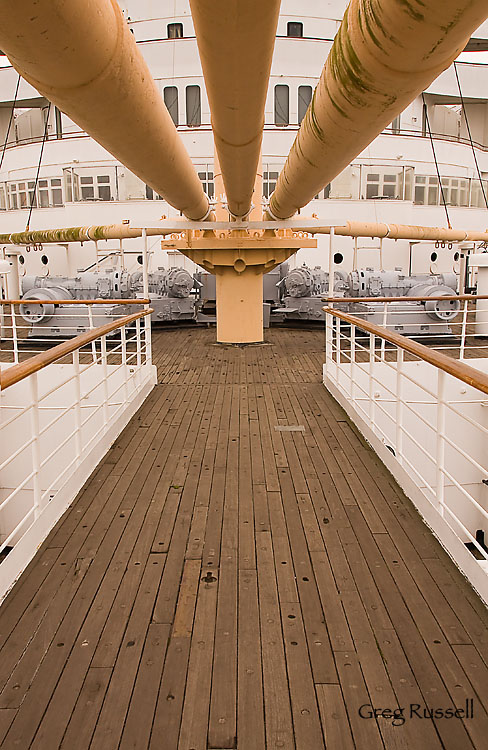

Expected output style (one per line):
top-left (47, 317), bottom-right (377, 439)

top-left (1, 1), bottom-right (488, 280)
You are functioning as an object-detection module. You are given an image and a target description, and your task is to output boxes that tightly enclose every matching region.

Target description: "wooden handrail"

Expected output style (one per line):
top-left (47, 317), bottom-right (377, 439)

top-left (323, 295), bottom-right (488, 303)
top-left (324, 307), bottom-right (488, 396)
top-left (0, 298), bottom-right (150, 306)
top-left (0, 308), bottom-right (153, 391)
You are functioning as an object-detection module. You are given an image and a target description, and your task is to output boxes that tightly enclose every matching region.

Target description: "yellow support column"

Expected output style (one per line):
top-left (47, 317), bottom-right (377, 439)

top-left (215, 266), bottom-right (263, 344)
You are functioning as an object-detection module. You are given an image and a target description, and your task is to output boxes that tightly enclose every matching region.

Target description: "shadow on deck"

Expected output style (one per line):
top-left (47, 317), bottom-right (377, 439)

top-left (0, 328), bottom-right (487, 749)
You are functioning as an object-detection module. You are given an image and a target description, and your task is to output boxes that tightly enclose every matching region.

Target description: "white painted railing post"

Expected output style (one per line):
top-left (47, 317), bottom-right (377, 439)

top-left (369, 333), bottom-right (375, 429)
top-left (142, 227), bottom-right (152, 366)
top-left (381, 301), bottom-right (387, 361)
top-left (121, 323), bottom-right (129, 402)
top-left (87, 305), bottom-right (97, 363)
top-left (29, 373), bottom-right (41, 519)
top-left (395, 348), bottom-right (404, 464)
top-left (436, 369), bottom-right (446, 516)
top-left (460, 298), bottom-right (468, 360)
top-left (350, 323), bottom-right (356, 405)
top-left (325, 311), bottom-right (332, 379)
top-left (11, 303), bottom-right (18, 364)
top-left (334, 314), bottom-right (340, 383)
top-left (101, 334), bottom-right (109, 430)
top-left (73, 348), bottom-right (82, 466)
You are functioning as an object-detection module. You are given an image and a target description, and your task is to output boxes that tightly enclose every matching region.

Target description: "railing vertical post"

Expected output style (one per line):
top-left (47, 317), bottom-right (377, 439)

top-left (136, 318), bottom-right (142, 368)
top-left (369, 333), bottom-right (375, 429)
top-left (324, 310), bottom-right (332, 379)
top-left (381, 301), bottom-right (387, 361)
top-left (395, 348), bottom-right (404, 464)
top-left (436, 369), bottom-right (446, 516)
top-left (460, 298), bottom-right (468, 360)
top-left (333, 315), bottom-right (340, 382)
top-left (87, 305), bottom-right (97, 363)
top-left (29, 373), bottom-right (41, 519)
top-left (11, 303), bottom-right (19, 364)
top-left (121, 323), bottom-right (129, 402)
top-left (327, 226), bottom-right (335, 298)
top-left (350, 323), bottom-right (356, 404)
top-left (142, 228), bottom-right (152, 366)
top-left (101, 334), bottom-right (109, 430)
top-left (73, 348), bottom-right (82, 466)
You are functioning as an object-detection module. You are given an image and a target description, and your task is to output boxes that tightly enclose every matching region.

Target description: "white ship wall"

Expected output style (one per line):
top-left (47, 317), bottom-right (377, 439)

top-left (1, 0), bottom-right (487, 280)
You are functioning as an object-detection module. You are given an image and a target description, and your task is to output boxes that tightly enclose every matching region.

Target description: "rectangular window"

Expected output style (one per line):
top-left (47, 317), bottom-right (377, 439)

top-left (80, 175), bottom-right (95, 200)
top-left (167, 23), bottom-right (183, 39)
top-left (164, 86), bottom-right (179, 126)
top-left (390, 115), bottom-right (401, 134)
top-left (287, 21), bottom-right (303, 37)
top-left (97, 175), bottom-right (112, 201)
top-left (298, 85), bottom-right (312, 124)
top-left (197, 169), bottom-right (214, 199)
top-left (262, 169), bottom-right (280, 199)
top-left (365, 170), bottom-right (402, 199)
top-left (274, 85), bottom-right (289, 126)
top-left (186, 86), bottom-right (201, 127)
top-left (63, 168), bottom-right (80, 202)
top-left (0, 185), bottom-right (5, 210)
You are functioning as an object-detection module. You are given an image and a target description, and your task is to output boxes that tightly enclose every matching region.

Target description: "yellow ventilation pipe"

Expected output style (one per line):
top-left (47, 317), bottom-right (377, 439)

top-left (0, 0), bottom-right (209, 221)
top-left (269, 0), bottom-right (488, 220)
top-left (189, 0), bottom-right (280, 218)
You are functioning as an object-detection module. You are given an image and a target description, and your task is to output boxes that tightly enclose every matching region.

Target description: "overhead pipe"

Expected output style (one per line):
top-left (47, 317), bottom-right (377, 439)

top-left (0, 225), bottom-right (169, 245)
top-left (0, 0), bottom-right (209, 220)
top-left (189, 0), bottom-right (280, 218)
top-left (306, 221), bottom-right (488, 242)
top-left (269, 0), bottom-right (488, 220)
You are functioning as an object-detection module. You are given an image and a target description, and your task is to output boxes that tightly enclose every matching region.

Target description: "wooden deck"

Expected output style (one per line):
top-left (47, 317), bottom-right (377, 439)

top-left (0, 327), bottom-right (487, 749)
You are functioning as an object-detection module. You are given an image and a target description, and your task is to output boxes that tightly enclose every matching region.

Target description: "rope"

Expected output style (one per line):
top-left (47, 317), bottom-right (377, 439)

top-left (454, 61), bottom-right (488, 211)
top-left (26, 102), bottom-right (51, 230)
top-left (422, 93), bottom-right (451, 229)
top-left (0, 73), bottom-right (20, 172)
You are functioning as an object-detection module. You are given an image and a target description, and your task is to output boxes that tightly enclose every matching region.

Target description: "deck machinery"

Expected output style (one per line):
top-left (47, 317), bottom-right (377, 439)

top-left (18, 266), bottom-right (460, 338)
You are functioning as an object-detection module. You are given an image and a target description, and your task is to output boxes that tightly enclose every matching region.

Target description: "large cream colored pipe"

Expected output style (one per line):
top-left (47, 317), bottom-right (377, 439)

top-left (190, 0), bottom-right (280, 218)
top-left (269, 0), bottom-right (488, 219)
top-left (0, 225), bottom-right (168, 244)
top-left (310, 221), bottom-right (488, 242)
top-left (0, 0), bottom-right (209, 220)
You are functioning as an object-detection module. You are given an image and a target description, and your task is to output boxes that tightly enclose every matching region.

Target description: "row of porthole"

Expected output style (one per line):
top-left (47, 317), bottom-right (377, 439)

top-left (333, 251), bottom-right (461, 265)
top-left (16, 251), bottom-right (462, 267)
top-left (19, 255), bottom-right (49, 265)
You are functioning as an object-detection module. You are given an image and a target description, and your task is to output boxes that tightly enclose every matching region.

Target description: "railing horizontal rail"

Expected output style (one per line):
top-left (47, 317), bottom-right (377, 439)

top-left (1, 298), bottom-right (150, 305)
top-left (0, 308), bottom-right (153, 391)
top-left (323, 294), bottom-right (488, 303)
top-left (324, 307), bottom-right (488, 395)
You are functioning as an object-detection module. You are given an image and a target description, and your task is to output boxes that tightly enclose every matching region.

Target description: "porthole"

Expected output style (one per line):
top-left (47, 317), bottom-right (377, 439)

top-left (19, 255), bottom-right (25, 265)
top-left (41, 255), bottom-right (49, 265)
top-left (454, 251), bottom-right (460, 261)
top-left (333, 252), bottom-right (344, 265)
top-left (430, 252), bottom-right (438, 262)
top-left (137, 255), bottom-right (143, 265)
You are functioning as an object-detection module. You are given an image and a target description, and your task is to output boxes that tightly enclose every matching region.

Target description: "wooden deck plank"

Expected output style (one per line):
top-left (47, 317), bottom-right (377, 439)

top-left (0, 328), bottom-right (487, 750)
top-left (257, 532), bottom-right (295, 750)
top-left (237, 570), bottom-right (265, 750)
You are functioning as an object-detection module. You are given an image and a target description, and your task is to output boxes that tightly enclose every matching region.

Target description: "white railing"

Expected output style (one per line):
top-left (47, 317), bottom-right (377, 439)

top-left (0, 297), bottom-right (151, 364)
top-left (324, 304), bottom-right (488, 603)
top-left (321, 294), bottom-right (488, 362)
top-left (0, 306), bottom-right (156, 601)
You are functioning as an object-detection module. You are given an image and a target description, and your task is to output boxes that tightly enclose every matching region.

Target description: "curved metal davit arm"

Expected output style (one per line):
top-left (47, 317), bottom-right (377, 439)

top-left (189, 0), bottom-right (280, 218)
top-left (269, 0), bottom-right (488, 220)
top-left (0, 0), bottom-right (209, 221)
